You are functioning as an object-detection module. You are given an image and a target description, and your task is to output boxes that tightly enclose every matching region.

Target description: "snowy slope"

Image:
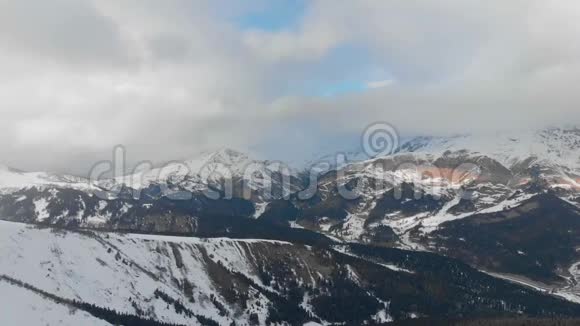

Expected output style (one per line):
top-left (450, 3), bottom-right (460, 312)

top-left (1, 220), bottom-right (580, 324)
top-left (0, 220), bottom-right (364, 325)
top-left (0, 220), bottom-right (279, 325)
top-left (0, 280), bottom-right (111, 326)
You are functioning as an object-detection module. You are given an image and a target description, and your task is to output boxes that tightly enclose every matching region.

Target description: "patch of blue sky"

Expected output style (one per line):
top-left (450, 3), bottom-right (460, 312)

top-left (318, 81), bottom-right (369, 97)
top-left (303, 45), bottom-right (394, 97)
top-left (236, 0), bottom-right (307, 31)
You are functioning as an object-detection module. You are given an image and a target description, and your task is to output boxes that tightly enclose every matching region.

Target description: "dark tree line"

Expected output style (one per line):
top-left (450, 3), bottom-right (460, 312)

top-left (0, 274), bottom-right (220, 326)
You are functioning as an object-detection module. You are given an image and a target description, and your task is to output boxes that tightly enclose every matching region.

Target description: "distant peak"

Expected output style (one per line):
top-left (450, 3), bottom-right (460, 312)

top-left (202, 147), bottom-right (248, 162)
top-left (212, 147), bottom-right (248, 158)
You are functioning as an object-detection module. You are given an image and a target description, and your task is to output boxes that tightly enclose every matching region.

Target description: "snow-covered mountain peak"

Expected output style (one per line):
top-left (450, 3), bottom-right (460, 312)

top-left (112, 147), bottom-right (301, 196)
top-left (207, 147), bottom-right (250, 162)
top-left (397, 127), bottom-right (580, 171)
top-left (190, 147), bottom-right (254, 174)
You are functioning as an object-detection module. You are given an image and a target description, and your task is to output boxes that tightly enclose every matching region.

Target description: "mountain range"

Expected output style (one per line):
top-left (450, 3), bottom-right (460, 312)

top-left (0, 127), bottom-right (580, 325)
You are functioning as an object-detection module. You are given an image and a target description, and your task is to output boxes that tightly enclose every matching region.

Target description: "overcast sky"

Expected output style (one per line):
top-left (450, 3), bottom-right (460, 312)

top-left (1, 0), bottom-right (580, 174)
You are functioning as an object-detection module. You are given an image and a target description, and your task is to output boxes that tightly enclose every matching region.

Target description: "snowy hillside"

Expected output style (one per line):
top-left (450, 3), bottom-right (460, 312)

top-left (0, 280), bottom-right (110, 326)
top-left (1, 220), bottom-right (578, 325)
top-left (0, 220), bottom-right (303, 325)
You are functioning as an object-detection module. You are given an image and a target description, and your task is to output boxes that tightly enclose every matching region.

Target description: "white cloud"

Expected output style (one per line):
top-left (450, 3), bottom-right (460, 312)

top-left (366, 80), bottom-right (395, 89)
top-left (0, 0), bottom-right (580, 173)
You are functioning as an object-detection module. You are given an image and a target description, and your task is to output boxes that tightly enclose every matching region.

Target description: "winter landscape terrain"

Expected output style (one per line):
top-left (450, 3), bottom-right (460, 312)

top-left (6, 0), bottom-right (580, 323)
top-left (0, 128), bottom-right (579, 325)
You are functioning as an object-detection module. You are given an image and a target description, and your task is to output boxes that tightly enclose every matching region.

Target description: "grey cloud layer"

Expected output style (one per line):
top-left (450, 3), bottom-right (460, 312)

top-left (0, 0), bottom-right (579, 174)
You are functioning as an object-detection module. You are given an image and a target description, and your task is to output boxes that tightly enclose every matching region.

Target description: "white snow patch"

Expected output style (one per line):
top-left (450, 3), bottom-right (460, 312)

top-left (333, 245), bottom-right (414, 274)
top-left (253, 202), bottom-right (268, 219)
top-left (33, 198), bottom-right (50, 222)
